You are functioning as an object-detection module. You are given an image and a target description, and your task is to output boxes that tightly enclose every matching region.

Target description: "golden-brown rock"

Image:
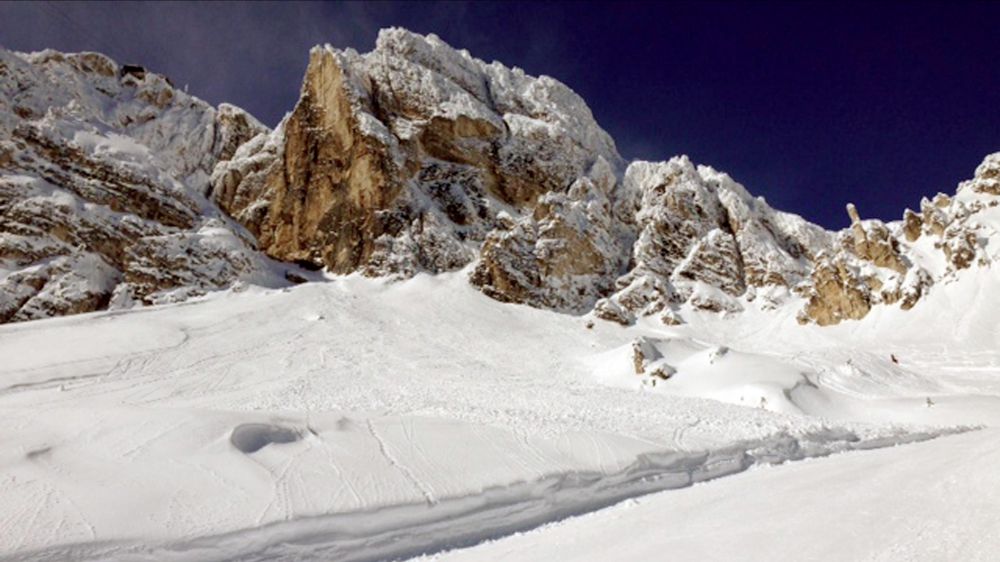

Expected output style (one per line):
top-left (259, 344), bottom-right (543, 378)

top-left (903, 208), bottom-right (922, 242)
top-left (845, 203), bottom-right (907, 274)
top-left (800, 255), bottom-right (872, 326)
top-left (213, 30), bottom-right (625, 299)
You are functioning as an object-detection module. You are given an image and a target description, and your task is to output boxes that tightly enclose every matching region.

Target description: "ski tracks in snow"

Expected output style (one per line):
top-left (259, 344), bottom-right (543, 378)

top-left (367, 419), bottom-right (437, 506)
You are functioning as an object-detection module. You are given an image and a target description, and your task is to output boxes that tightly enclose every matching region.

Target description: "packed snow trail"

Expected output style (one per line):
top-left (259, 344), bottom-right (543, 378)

top-left (426, 429), bottom-right (1000, 562)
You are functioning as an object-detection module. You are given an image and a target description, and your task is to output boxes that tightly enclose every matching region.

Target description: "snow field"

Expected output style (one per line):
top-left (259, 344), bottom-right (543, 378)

top-left (1, 267), bottom-right (993, 559)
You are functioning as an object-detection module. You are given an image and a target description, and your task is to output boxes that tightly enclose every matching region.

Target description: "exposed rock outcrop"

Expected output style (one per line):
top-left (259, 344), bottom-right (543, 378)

top-left (629, 336), bottom-right (676, 382)
top-left (470, 156), bottom-right (630, 311)
top-left (846, 203), bottom-right (907, 274)
top-left (967, 153), bottom-right (1000, 196)
top-left (902, 208), bottom-right (922, 242)
top-left (212, 28), bottom-right (623, 291)
top-left (800, 253), bottom-right (873, 326)
top-left (798, 157), bottom-right (1000, 325)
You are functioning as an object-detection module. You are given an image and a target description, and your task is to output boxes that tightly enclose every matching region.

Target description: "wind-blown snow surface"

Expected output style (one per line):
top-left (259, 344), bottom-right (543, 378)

top-left (1, 267), bottom-right (997, 560)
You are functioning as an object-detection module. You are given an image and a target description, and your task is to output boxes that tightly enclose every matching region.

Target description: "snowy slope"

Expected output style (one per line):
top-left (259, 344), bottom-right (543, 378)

top-left (428, 429), bottom-right (1000, 562)
top-left (419, 265), bottom-right (1000, 562)
top-left (0, 267), bottom-right (993, 560)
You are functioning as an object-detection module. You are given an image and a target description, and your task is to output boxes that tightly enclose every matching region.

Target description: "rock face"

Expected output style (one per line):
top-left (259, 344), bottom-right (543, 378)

top-left (210, 29), bottom-right (832, 319)
top-left (2, 31), bottom-right (998, 327)
top-left (212, 29), bottom-right (622, 292)
top-left (798, 155), bottom-right (1000, 326)
top-left (0, 48), bottom-right (278, 322)
top-left (215, 29), bottom-right (1000, 329)
top-left (594, 157), bottom-right (832, 324)
top-left (470, 156), bottom-right (630, 311)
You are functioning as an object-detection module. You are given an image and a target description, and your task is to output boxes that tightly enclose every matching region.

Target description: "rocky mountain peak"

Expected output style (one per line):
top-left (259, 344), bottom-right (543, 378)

top-left (966, 152), bottom-right (1000, 195)
top-left (1, 31), bottom-right (997, 327)
top-left (211, 28), bottom-right (626, 288)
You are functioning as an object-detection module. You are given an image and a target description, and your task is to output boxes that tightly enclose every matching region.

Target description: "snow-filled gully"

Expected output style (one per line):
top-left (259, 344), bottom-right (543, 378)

top-left (8, 427), bottom-right (963, 562)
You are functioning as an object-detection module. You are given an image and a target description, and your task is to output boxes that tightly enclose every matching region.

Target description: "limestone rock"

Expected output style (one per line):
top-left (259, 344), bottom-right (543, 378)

top-left (942, 227), bottom-right (977, 270)
top-left (799, 254), bottom-right (872, 326)
top-left (630, 336), bottom-right (663, 375)
top-left (3, 32), bottom-right (998, 330)
top-left (630, 337), bottom-right (676, 382)
top-left (796, 154), bottom-right (1000, 325)
top-left (902, 209), bottom-right (922, 242)
top-left (470, 158), bottom-right (629, 312)
top-left (631, 338), bottom-right (652, 375)
top-left (967, 153), bottom-right (1000, 195)
top-left (920, 197), bottom-right (950, 236)
top-left (0, 253), bottom-right (117, 323)
top-left (845, 204), bottom-right (907, 274)
top-left (204, 32), bottom-right (1000, 328)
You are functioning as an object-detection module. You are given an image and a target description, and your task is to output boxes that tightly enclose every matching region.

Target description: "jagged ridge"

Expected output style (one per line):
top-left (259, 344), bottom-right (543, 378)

top-left (2, 29), bottom-right (998, 326)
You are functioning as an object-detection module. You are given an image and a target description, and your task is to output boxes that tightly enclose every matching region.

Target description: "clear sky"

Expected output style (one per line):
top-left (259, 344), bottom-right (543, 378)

top-left (1, 1), bottom-right (997, 229)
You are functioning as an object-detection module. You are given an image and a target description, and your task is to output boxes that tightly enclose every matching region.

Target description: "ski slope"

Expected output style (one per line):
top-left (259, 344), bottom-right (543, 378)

top-left (1, 266), bottom-right (998, 560)
top-left (427, 428), bottom-right (1000, 562)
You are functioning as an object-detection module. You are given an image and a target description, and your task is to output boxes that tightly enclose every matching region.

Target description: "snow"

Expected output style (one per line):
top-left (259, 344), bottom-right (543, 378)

top-left (1, 264), bottom-right (996, 560)
top-left (426, 428), bottom-right (1000, 562)
top-left (71, 130), bottom-right (152, 162)
top-left (362, 27), bottom-right (623, 173)
top-left (2, 49), bottom-right (221, 185)
top-left (361, 27), bottom-right (622, 173)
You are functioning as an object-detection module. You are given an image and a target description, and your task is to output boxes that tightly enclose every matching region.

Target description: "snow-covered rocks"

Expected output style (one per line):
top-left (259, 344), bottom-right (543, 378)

top-left (218, 56), bottom-right (860, 323)
top-left (799, 154), bottom-right (1000, 325)
top-left (595, 157), bottom-right (829, 324)
top-left (210, 31), bottom-right (838, 320)
top-left (0, 47), bottom-right (277, 322)
top-left (470, 156), bottom-right (631, 311)
top-left (966, 152), bottom-right (1000, 196)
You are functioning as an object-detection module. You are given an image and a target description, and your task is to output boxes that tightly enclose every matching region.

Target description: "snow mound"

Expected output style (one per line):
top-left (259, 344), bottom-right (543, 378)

top-left (590, 335), bottom-right (816, 416)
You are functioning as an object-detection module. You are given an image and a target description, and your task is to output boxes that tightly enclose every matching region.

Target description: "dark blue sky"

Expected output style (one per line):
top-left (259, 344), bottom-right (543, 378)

top-left (1, 1), bottom-right (997, 229)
